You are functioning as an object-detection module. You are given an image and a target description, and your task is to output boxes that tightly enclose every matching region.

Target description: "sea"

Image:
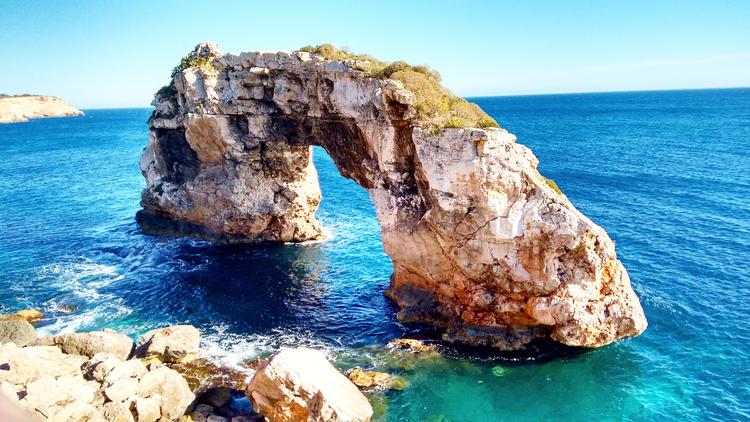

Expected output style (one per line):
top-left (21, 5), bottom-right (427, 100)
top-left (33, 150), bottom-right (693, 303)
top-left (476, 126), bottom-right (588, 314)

top-left (1, 88), bottom-right (748, 421)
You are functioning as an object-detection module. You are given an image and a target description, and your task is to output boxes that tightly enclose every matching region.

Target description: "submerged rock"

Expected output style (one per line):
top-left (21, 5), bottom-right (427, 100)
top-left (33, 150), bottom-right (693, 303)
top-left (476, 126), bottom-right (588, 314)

top-left (0, 315), bottom-right (37, 347)
top-left (386, 339), bottom-right (438, 353)
top-left (247, 347), bottom-right (372, 422)
top-left (347, 368), bottom-right (391, 389)
top-left (139, 42), bottom-right (647, 350)
top-left (347, 368), bottom-right (406, 390)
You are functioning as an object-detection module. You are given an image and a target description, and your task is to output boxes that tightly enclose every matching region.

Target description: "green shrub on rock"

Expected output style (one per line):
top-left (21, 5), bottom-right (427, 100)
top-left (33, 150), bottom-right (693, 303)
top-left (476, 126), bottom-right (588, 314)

top-left (297, 44), bottom-right (499, 131)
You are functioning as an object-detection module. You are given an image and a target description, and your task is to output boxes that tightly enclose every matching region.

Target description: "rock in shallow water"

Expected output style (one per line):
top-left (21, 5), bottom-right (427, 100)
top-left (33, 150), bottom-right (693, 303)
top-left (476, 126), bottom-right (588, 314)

top-left (247, 347), bottom-right (372, 422)
top-left (140, 42), bottom-right (647, 350)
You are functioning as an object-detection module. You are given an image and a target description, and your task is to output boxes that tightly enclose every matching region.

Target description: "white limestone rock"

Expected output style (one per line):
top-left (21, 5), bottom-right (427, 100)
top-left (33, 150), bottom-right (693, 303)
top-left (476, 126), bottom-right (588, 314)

top-left (246, 347), bottom-right (372, 422)
top-left (135, 325), bottom-right (200, 363)
top-left (54, 330), bottom-right (134, 360)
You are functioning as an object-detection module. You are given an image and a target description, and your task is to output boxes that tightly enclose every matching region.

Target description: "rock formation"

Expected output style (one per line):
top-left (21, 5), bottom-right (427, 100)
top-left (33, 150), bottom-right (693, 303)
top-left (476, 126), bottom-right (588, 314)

top-left (0, 95), bottom-right (83, 124)
top-left (1, 315), bottom-right (375, 422)
top-left (139, 42), bottom-right (647, 350)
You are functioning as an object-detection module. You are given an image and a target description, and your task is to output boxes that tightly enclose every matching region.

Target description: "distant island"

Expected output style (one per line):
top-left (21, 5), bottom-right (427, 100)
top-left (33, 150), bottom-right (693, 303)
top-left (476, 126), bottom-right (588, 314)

top-left (0, 94), bottom-right (83, 124)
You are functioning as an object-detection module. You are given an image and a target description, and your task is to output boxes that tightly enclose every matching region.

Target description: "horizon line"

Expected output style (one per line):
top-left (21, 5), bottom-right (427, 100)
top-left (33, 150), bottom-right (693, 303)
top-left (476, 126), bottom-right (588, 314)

top-left (78, 85), bottom-right (750, 110)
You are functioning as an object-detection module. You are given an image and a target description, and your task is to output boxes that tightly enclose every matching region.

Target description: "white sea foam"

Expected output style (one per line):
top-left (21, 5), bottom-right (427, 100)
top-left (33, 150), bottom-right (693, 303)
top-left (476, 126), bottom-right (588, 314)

top-left (199, 324), bottom-right (340, 371)
top-left (34, 258), bottom-right (132, 336)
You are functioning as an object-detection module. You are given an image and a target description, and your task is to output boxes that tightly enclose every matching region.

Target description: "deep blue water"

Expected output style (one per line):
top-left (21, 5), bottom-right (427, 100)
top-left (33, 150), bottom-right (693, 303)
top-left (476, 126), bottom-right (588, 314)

top-left (1, 88), bottom-right (749, 420)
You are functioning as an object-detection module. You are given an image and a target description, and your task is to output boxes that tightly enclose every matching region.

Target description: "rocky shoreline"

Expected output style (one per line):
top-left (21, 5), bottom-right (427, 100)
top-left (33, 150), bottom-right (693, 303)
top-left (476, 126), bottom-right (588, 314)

top-left (0, 309), bottom-right (436, 422)
top-left (0, 95), bottom-right (83, 124)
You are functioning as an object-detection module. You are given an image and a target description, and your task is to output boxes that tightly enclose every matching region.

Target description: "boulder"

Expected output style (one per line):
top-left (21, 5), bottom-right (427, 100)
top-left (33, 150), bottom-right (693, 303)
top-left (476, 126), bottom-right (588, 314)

top-left (29, 335), bottom-right (55, 346)
top-left (134, 397), bottom-right (160, 422)
top-left (136, 325), bottom-right (200, 363)
top-left (104, 377), bottom-right (139, 403)
top-left (47, 401), bottom-right (104, 422)
top-left (101, 402), bottom-right (135, 422)
top-left (138, 366), bottom-right (195, 420)
top-left (15, 309), bottom-right (44, 323)
top-left (0, 315), bottom-right (37, 347)
top-left (19, 374), bottom-right (99, 418)
top-left (54, 330), bottom-right (134, 360)
top-left (0, 344), bottom-right (86, 386)
top-left (103, 359), bottom-right (147, 385)
top-left (246, 347), bottom-right (372, 422)
top-left (81, 353), bottom-right (123, 383)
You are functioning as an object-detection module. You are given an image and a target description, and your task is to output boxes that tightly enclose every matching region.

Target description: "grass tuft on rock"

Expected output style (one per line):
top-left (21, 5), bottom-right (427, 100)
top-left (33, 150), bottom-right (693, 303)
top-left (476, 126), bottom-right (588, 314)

top-left (543, 177), bottom-right (564, 196)
top-left (297, 44), bottom-right (499, 131)
top-left (171, 55), bottom-right (216, 78)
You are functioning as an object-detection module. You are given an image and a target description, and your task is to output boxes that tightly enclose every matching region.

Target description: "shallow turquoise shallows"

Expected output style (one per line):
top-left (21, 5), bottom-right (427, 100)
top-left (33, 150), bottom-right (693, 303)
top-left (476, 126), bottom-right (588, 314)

top-left (1, 88), bottom-right (749, 421)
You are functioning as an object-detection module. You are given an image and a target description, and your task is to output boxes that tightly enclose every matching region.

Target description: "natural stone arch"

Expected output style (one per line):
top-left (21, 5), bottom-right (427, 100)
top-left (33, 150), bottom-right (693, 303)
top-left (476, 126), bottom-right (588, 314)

top-left (139, 43), bottom-right (647, 350)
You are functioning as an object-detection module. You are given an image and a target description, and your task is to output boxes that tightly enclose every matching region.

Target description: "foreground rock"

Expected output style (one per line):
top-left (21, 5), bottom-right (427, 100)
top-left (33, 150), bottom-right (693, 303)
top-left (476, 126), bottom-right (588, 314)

top-left (139, 42), bottom-right (647, 350)
top-left (0, 95), bottom-right (83, 124)
top-left (0, 324), bottom-right (209, 421)
top-left (136, 325), bottom-right (200, 363)
top-left (247, 348), bottom-right (372, 422)
top-left (0, 315), bottom-right (37, 347)
top-left (15, 309), bottom-right (44, 323)
top-left (54, 330), bottom-right (134, 360)
top-left (386, 339), bottom-right (437, 353)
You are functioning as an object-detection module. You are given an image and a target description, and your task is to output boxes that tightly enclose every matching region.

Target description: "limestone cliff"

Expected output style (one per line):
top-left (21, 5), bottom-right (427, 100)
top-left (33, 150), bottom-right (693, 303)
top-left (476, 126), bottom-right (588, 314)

top-left (0, 95), bottom-right (83, 124)
top-left (139, 43), bottom-right (647, 349)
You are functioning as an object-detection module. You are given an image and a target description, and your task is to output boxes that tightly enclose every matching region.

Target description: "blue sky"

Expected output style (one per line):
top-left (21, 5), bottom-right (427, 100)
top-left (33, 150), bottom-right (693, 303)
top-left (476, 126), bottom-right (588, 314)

top-left (1, 0), bottom-right (748, 108)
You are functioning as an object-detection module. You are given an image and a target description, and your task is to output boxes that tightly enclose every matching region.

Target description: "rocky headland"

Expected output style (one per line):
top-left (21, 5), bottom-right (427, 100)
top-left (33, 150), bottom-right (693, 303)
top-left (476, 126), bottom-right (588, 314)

top-left (0, 95), bottom-right (83, 124)
top-left (138, 42), bottom-right (647, 351)
top-left (0, 309), bottom-right (385, 421)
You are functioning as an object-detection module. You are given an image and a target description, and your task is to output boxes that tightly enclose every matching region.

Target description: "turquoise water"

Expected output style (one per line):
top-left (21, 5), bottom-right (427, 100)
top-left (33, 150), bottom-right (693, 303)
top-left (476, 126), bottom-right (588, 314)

top-left (1, 88), bottom-right (749, 420)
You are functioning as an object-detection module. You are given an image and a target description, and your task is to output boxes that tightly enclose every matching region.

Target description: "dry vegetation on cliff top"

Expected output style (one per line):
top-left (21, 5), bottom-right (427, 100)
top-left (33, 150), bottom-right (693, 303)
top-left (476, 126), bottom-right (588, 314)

top-left (299, 44), bottom-right (499, 130)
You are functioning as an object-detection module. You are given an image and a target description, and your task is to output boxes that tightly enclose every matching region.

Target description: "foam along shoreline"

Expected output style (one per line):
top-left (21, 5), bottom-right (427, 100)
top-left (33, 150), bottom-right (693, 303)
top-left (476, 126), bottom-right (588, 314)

top-left (0, 95), bottom-right (83, 124)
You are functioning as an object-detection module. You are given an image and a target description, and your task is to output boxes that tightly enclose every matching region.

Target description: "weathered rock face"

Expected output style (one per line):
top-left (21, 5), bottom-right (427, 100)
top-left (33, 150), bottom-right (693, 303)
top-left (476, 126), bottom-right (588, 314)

top-left (54, 330), bottom-right (134, 360)
top-left (247, 347), bottom-right (373, 422)
top-left (140, 43), bottom-right (647, 349)
top-left (135, 325), bottom-right (200, 363)
top-left (0, 315), bottom-right (37, 347)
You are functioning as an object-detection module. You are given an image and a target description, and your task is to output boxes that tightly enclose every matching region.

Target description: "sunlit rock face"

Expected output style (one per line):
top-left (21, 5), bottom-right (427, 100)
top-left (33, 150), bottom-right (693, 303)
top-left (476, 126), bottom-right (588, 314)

top-left (139, 43), bottom-right (647, 349)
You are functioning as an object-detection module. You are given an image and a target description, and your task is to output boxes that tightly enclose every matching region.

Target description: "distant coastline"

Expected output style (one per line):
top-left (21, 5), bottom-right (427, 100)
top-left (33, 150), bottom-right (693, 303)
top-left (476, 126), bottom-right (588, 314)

top-left (0, 95), bottom-right (83, 124)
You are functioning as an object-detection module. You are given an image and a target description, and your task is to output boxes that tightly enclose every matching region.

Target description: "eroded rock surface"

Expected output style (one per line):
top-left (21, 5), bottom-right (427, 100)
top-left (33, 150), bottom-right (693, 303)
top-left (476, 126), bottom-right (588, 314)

top-left (247, 347), bottom-right (373, 422)
top-left (139, 42), bottom-right (647, 349)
